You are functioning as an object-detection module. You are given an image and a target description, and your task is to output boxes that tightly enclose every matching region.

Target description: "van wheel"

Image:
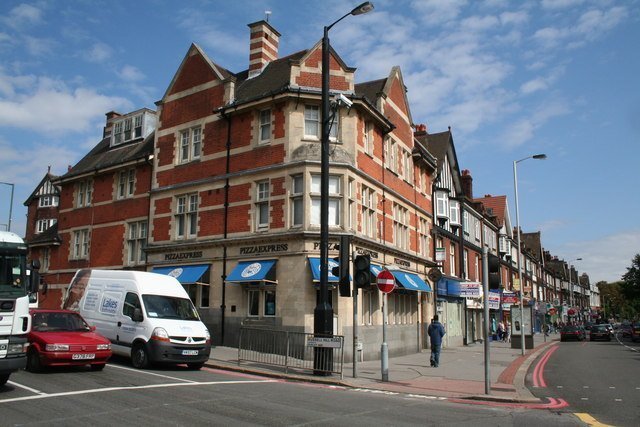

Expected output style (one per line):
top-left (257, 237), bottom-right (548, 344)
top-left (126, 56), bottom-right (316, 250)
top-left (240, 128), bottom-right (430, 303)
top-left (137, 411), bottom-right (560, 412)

top-left (27, 348), bottom-right (42, 373)
top-left (0, 374), bottom-right (9, 386)
top-left (90, 363), bottom-right (106, 371)
top-left (131, 343), bottom-right (150, 369)
top-left (187, 362), bottom-right (205, 370)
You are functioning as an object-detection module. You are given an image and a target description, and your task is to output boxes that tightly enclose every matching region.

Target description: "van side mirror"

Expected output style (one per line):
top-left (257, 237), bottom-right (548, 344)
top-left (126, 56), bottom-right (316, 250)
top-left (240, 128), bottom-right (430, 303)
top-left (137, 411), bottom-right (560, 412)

top-left (132, 308), bottom-right (143, 322)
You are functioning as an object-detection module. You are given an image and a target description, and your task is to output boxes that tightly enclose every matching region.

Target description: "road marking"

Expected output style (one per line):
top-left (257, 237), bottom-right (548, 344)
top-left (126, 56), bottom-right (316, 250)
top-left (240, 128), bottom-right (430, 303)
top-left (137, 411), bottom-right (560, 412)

top-left (557, 385), bottom-right (563, 389)
top-left (583, 386), bottom-right (589, 389)
top-left (532, 344), bottom-right (559, 388)
top-left (575, 413), bottom-right (614, 427)
top-left (581, 397), bottom-right (589, 401)
top-left (609, 386), bottom-right (615, 389)
top-left (0, 379), bottom-right (276, 404)
top-left (614, 399), bottom-right (622, 402)
top-left (6, 381), bottom-right (45, 395)
top-left (107, 363), bottom-right (198, 383)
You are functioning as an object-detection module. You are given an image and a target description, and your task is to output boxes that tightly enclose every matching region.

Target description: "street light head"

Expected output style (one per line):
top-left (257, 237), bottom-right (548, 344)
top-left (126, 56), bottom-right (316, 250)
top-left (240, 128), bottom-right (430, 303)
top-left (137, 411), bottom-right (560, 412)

top-left (532, 154), bottom-right (547, 160)
top-left (576, 257), bottom-right (583, 261)
top-left (351, 2), bottom-right (374, 15)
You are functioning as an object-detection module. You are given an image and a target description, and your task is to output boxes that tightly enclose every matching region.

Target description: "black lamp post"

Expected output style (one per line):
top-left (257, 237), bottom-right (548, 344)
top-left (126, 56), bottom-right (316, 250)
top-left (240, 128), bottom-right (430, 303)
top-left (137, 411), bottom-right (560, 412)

top-left (315, 1), bottom-right (373, 372)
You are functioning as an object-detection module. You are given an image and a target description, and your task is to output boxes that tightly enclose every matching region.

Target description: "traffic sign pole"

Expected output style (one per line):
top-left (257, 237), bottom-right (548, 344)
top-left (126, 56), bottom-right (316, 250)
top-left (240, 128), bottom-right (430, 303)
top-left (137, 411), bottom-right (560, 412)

top-left (377, 269), bottom-right (395, 382)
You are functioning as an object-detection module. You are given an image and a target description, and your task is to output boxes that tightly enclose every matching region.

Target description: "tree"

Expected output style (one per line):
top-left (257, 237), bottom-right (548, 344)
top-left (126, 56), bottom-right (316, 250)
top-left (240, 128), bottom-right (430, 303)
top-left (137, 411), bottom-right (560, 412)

top-left (620, 253), bottom-right (640, 317)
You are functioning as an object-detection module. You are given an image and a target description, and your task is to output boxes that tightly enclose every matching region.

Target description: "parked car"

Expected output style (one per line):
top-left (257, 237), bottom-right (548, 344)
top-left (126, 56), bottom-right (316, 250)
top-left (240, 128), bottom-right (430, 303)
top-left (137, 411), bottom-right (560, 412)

top-left (590, 324), bottom-right (611, 341)
top-left (560, 325), bottom-right (586, 342)
top-left (621, 323), bottom-right (633, 337)
top-left (27, 309), bottom-right (112, 372)
top-left (631, 323), bottom-right (640, 343)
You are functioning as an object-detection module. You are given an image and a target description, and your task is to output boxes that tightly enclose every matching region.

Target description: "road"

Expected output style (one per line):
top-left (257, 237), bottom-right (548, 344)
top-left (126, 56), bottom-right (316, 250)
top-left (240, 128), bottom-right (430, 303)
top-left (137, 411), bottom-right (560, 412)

top-left (528, 332), bottom-right (640, 426)
top-left (1, 356), bottom-right (583, 426)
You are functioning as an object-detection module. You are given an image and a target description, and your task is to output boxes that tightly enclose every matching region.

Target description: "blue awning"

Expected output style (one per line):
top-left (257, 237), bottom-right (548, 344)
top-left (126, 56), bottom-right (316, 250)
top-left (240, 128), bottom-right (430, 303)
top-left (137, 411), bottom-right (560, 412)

top-left (390, 270), bottom-right (432, 292)
top-left (152, 264), bottom-right (209, 284)
top-left (370, 264), bottom-right (384, 277)
top-left (226, 260), bottom-right (277, 282)
top-left (308, 257), bottom-right (340, 282)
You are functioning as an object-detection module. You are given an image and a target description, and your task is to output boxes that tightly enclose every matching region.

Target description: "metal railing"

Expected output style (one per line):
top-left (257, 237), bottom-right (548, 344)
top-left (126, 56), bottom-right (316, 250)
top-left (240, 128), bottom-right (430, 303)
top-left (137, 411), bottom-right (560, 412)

top-left (238, 327), bottom-right (344, 378)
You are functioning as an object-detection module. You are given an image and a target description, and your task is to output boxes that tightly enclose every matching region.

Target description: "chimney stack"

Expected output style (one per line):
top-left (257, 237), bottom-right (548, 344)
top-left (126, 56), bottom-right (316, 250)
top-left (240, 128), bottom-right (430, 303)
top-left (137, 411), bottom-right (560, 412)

top-left (104, 111), bottom-right (122, 138)
top-left (248, 20), bottom-right (280, 78)
top-left (461, 169), bottom-right (473, 199)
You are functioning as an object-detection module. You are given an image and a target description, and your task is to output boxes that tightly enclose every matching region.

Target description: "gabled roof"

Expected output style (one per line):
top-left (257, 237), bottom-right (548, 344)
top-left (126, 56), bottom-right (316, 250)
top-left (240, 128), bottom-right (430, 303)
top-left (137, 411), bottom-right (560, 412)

top-left (355, 78), bottom-right (386, 105)
top-left (23, 172), bottom-right (60, 205)
top-left (416, 129), bottom-right (463, 194)
top-left (521, 231), bottom-right (543, 262)
top-left (474, 195), bottom-right (509, 229)
top-left (57, 132), bottom-right (154, 182)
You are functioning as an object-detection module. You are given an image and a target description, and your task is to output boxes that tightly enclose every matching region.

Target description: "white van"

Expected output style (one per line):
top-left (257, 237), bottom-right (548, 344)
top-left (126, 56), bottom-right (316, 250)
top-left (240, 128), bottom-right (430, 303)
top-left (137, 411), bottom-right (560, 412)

top-left (63, 269), bottom-right (211, 369)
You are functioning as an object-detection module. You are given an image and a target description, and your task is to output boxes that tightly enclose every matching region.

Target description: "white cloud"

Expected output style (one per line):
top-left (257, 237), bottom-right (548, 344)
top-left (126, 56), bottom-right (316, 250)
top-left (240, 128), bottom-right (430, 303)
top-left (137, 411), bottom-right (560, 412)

top-left (499, 11), bottom-right (529, 26)
top-left (87, 42), bottom-right (113, 63)
top-left (3, 3), bottom-right (42, 30)
top-left (24, 35), bottom-right (55, 56)
top-left (557, 230), bottom-right (640, 284)
top-left (460, 15), bottom-right (499, 32)
top-left (500, 100), bottom-right (570, 147)
top-left (118, 65), bottom-right (146, 82)
top-left (0, 72), bottom-right (131, 134)
top-left (520, 77), bottom-right (548, 94)
top-left (410, 0), bottom-right (468, 25)
top-left (541, 0), bottom-right (585, 10)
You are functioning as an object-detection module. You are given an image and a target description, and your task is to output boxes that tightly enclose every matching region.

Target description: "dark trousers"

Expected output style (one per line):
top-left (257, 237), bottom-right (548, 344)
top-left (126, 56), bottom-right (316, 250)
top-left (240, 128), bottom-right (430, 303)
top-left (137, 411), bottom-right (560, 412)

top-left (430, 344), bottom-right (441, 367)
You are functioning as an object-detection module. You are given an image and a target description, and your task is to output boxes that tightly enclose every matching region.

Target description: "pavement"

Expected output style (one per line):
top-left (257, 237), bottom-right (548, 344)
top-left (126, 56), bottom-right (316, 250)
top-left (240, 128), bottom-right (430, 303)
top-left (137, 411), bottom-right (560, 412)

top-left (205, 333), bottom-right (559, 403)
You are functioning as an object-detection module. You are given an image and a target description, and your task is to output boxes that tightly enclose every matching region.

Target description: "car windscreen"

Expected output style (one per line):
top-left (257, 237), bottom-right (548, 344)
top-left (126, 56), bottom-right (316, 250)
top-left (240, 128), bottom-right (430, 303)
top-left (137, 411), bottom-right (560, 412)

top-left (142, 294), bottom-right (200, 321)
top-left (32, 312), bottom-right (91, 332)
top-left (592, 325), bottom-right (607, 332)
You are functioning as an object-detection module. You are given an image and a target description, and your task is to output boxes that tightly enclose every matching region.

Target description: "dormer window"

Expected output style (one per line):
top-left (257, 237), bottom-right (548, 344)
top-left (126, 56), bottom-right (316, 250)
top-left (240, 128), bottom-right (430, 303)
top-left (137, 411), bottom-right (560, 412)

top-left (435, 191), bottom-right (449, 219)
top-left (111, 110), bottom-right (155, 147)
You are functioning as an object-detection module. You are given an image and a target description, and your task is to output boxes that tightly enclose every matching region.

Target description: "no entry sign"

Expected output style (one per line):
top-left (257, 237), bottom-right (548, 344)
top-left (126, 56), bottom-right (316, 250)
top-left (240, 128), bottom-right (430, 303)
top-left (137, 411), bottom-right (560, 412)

top-left (377, 269), bottom-right (395, 294)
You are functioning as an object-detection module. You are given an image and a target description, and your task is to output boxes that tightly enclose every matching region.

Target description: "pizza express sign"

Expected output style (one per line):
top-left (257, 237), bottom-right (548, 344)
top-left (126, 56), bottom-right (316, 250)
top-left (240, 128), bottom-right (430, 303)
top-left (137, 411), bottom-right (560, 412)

top-left (164, 251), bottom-right (203, 261)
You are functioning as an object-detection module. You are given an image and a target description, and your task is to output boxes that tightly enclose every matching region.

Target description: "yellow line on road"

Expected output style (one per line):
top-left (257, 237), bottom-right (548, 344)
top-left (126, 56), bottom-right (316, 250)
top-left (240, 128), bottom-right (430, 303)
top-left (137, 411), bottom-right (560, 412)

top-left (574, 413), bottom-right (615, 427)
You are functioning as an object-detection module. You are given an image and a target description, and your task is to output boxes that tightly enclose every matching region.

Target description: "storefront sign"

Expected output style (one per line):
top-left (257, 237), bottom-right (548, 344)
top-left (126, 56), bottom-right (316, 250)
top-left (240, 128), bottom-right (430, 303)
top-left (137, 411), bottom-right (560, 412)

top-left (460, 281), bottom-right (481, 297)
top-left (240, 243), bottom-right (288, 255)
top-left (488, 291), bottom-right (500, 310)
top-left (354, 247), bottom-right (379, 259)
top-left (435, 247), bottom-right (445, 262)
top-left (502, 291), bottom-right (519, 304)
top-left (394, 258), bottom-right (411, 268)
top-left (313, 242), bottom-right (339, 251)
top-left (164, 251), bottom-right (203, 261)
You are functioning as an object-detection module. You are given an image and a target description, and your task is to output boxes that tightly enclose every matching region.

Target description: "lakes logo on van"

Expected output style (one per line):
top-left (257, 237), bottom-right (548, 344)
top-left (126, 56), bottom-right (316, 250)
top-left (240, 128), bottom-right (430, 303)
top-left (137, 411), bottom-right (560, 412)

top-left (241, 263), bottom-right (262, 278)
top-left (168, 268), bottom-right (184, 279)
top-left (100, 296), bottom-right (119, 315)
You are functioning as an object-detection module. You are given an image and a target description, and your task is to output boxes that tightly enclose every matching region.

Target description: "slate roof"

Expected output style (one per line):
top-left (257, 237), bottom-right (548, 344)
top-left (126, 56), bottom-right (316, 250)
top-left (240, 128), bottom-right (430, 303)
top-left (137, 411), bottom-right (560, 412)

top-left (355, 78), bottom-right (386, 105)
top-left (59, 132), bottom-right (155, 181)
top-left (25, 222), bottom-right (61, 247)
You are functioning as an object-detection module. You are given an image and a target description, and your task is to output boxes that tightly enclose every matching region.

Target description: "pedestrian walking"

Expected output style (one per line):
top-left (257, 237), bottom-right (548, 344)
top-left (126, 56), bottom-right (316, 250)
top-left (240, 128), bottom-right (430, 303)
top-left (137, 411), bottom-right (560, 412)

top-left (497, 321), bottom-right (505, 341)
top-left (428, 315), bottom-right (446, 367)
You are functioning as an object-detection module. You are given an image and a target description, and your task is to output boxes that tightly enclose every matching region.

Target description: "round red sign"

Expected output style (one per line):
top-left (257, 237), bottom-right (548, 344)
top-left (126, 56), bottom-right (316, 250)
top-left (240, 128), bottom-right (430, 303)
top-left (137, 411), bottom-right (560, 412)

top-left (377, 269), bottom-right (396, 294)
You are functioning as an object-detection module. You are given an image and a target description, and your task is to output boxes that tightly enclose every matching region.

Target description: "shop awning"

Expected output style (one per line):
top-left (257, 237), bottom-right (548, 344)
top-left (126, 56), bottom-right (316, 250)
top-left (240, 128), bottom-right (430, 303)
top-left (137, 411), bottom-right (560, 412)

top-left (308, 257), bottom-right (340, 282)
top-left (226, 259), bottom-right (277, 283)
top-left (390, 270), bottom-right (432, 292)
top-left (152, 264), bottom-right (209, 284)
top-left (370, 264), bottom-right (384, 277)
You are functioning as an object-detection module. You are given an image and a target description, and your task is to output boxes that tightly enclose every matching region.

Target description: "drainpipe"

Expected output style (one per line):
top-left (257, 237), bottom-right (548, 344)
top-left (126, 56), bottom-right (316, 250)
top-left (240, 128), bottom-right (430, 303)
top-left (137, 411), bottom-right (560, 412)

top-left (458, 200), bottom-right (468, 345)
top-left (220, 110), bottom-right (232, 346)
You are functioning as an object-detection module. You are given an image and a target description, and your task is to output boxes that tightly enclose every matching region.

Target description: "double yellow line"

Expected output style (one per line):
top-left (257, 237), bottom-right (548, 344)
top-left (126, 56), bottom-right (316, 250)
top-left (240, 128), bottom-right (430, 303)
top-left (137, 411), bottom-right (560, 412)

top-left (574, 413), bottom-right (615, 427)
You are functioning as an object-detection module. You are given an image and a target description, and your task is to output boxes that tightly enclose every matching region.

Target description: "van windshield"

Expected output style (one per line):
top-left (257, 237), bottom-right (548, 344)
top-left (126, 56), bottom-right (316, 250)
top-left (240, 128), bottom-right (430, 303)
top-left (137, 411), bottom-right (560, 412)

top-left (142, 294), bottom-right (200, 321)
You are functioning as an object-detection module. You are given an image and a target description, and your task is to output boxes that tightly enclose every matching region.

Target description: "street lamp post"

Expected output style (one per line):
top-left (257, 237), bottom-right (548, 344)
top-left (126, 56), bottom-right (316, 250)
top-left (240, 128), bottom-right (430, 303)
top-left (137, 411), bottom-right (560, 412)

top-left (315, 1), bottom-right (373, 373)
top-left (0, 181), bottom-right (14, 232)
top-left (513, 154), bottom-right (546, 356)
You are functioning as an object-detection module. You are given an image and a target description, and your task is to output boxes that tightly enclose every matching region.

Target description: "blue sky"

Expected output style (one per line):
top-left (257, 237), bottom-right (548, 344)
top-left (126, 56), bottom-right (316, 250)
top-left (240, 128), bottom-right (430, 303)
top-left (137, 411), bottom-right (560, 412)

top-left (0, 0), bottom-right (638, 284)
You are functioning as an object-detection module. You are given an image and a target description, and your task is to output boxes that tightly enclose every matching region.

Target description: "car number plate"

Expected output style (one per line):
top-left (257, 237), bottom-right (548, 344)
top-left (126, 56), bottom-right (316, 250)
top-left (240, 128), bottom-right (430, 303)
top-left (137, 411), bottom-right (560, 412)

top-left (72, 353), bottom-right (95, 360)
top-left (182, 350), bottom-right (198, 356)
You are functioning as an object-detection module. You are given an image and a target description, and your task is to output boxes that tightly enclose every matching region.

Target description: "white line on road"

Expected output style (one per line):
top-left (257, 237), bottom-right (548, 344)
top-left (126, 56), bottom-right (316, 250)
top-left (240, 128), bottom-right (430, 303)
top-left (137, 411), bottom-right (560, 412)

top-left (583, 386), bottom-right (589, 389)
top-left (106, 363), bottom-right (198, 383)
top-left (0, 379), bottom-right (277, 404)
top-left (614, 399), bottom-right (622, 402)
top-left (609, 386), bottom-right (615, 389)
top-left (581, 398), bottom-right (589, 401)
top-left (6, 381), bottom-right (45, 395)
top-left (557, 386), bottom-right (563, 389)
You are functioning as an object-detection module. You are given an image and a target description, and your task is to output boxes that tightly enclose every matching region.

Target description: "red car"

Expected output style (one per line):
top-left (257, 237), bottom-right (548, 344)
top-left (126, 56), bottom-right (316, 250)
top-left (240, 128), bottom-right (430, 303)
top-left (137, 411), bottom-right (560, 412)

top-left (27, 309), bottom-right (112, 372)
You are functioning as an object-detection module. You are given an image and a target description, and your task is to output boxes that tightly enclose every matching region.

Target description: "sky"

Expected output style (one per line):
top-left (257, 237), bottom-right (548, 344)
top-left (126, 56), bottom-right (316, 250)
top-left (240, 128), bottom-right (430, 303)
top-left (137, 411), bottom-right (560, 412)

top-left (0, 0), bottom-right (638, 284)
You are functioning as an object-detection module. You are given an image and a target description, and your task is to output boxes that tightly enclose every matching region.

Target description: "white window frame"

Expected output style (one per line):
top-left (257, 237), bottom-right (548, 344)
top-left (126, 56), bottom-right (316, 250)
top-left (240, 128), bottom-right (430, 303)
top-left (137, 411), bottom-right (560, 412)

top-left (310, 174), bottom-right (341, 226)
top-left (290, 175), bottom-right (304, 227)
top-left (247, 289), bottom-right (276, 317)
top-left (72, 229), bottom-right (90, 260)
top-left (175, 194), bottom-right (198, 240)
top-left (127, 221), bottom-right (147, 265)
top-left (304, 105), bottom-right (320, 139)
top-left (38, 195), bottom-right (58, 208)
top-left (259, 109), bottom-right (271, 143)
top-left (450, 199), bottom-right (460, 225)
top-left (450, 242), bottom-right (456, 276)
top-left (117, 169), bottom-right (135, 199)
top-left (112, 114), bottom-right (143, 146)
top-left (179, 127), bottom-right (202, 164)
top-left (435, 191), bottom-right (448, 218)
top-left (256, 180), bottom-right (270, 230)
top-left (36, 219), bottom-right (56, 233)
top-left (361, 185), bottom-right (376, 238)
top-left (76, 180), bottom-right (92, 208)
top-left (364, 121), bottom-right (373, 155)
top-left (419, 217), bottom-right (429, 257)
top-left (393, 203), bottom-right (409, 250)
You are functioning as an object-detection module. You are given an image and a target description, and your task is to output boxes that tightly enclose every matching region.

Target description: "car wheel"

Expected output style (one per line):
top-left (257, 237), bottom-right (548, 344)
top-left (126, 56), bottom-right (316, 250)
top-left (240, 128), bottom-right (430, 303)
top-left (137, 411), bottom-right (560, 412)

top-left (26, 348), bottom-right (42, 373)
top-left (187, 362), bottom-right (205, 370)
top-left (90, 363), bottom-right (106, 371)
top-left (131, 343), bottom-right (150, 369)
top-left (0, 373), bottom-right (9, 386)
